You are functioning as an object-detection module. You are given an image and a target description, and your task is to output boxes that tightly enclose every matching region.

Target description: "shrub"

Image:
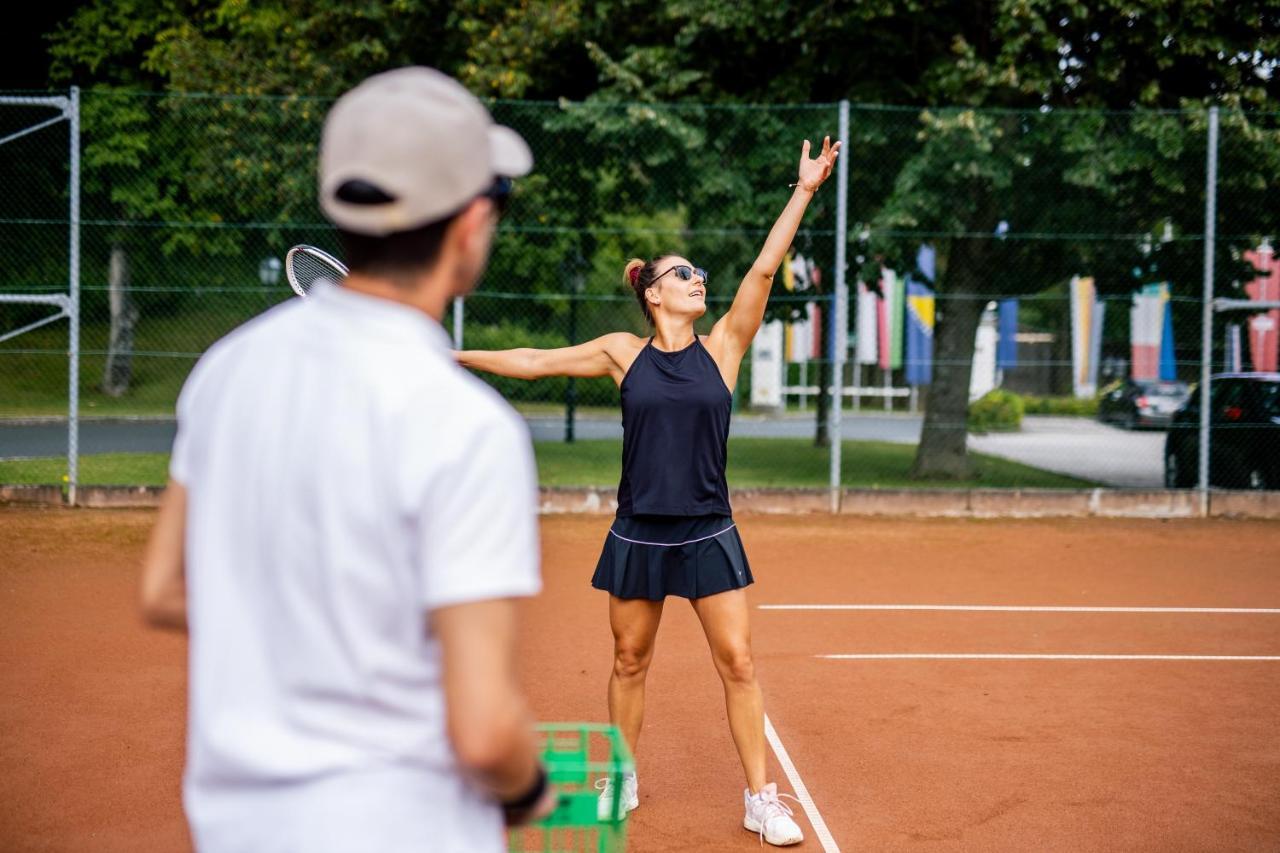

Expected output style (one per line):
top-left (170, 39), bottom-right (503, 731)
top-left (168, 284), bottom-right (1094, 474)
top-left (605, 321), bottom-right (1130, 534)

top-left (967, 388), bottom-right (1025, 433)
top-left (1020, 394), bottom-right (1099, 416)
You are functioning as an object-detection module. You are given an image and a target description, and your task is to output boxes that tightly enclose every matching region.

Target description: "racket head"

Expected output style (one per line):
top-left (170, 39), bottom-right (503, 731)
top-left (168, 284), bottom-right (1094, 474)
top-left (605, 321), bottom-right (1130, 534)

top-left (285, 245), bottom-right (349, 298)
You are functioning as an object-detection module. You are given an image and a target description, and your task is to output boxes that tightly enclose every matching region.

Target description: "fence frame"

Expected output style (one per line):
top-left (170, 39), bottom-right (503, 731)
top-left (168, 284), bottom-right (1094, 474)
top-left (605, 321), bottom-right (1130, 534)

top-left (1, 94), bottom-right (1270, 506)
top-left (0, 88), bottom-right (80, 503)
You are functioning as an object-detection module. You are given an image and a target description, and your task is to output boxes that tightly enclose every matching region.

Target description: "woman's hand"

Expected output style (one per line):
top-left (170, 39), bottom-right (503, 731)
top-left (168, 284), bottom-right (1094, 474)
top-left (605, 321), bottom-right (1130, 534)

top-left (795, 136), bottom-right (841, 193)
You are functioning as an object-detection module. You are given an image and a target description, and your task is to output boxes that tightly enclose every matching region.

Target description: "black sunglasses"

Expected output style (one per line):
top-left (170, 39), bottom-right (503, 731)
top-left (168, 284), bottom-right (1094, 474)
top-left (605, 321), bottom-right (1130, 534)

top-left (653, 264), bottom-right (708, 285)
top-left (482, 176), bottom-right (513, 217)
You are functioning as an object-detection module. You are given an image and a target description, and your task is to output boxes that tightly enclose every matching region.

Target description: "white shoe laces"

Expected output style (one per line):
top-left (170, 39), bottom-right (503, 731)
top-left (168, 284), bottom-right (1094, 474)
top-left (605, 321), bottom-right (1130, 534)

top-left (751, 789), bottom-right (801, 846)
top-left (595, 776), bottom-right (635, 813)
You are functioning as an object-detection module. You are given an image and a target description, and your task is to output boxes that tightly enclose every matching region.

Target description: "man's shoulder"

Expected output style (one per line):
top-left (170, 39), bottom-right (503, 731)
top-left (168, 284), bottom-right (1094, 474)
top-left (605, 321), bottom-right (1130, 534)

top-left (181, 300), bottom-right (304, 392)
top-left (413, 363), bottom-right (527, 439)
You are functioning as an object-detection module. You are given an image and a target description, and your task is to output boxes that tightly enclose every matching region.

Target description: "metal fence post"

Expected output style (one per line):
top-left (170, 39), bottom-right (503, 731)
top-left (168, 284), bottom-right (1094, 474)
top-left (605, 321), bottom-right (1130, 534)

top-left (452, 296), bottom-right (464, 349)
top-left (828, 100), bottom-right (850, 513)
top-left (1197, 106), bottom-right (1218, 517)
top-left (68, 86), bottom-right (81, 506)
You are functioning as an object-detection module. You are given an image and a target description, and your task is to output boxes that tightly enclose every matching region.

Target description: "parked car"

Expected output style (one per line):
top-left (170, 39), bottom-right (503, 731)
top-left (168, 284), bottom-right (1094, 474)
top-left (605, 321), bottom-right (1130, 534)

top-left (1164, 373), bottom-right (1280, 489)
top-left (1097, 379), bottom-right (1190, 429)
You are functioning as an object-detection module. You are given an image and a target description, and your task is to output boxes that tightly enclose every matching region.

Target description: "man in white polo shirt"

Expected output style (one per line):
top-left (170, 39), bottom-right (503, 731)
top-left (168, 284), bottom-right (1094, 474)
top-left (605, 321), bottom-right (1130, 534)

top-left (139, 67), bottom-right (553, 852)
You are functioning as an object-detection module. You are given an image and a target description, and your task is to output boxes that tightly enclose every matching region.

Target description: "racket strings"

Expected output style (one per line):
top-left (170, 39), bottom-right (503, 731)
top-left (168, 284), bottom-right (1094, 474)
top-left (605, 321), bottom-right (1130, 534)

top-left (286, 247), bottom-right (347, 297)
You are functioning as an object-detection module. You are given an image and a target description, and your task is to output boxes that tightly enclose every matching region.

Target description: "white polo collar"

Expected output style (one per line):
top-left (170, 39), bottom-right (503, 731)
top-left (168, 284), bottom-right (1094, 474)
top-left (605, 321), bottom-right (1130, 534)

top-left (308, 278), bottom-right (453, 354)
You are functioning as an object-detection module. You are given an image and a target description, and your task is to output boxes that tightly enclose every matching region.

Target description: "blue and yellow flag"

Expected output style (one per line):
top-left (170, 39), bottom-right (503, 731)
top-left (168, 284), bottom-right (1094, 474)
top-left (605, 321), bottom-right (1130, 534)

top-left (905, 281), bottom-right (935, 386)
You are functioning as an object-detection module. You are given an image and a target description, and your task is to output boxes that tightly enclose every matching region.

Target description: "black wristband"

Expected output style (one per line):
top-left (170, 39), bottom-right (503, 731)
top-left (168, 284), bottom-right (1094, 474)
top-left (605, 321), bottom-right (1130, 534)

top-left (501, 764), bottom-right (548, 818)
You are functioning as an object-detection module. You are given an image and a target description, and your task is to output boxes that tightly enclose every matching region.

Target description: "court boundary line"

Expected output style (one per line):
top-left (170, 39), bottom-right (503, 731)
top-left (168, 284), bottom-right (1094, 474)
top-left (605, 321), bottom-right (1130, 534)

top-left (763, 713), bottom-right (840, 853)
top-left (761, 604), bottom-right (1280, 614)
top-left (817, 653), bottom-right (1280, 661)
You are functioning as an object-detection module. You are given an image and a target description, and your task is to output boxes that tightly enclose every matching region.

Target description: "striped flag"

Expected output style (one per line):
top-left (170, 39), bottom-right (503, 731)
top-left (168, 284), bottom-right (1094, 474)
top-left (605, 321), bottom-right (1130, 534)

top-left (878, 269), bottom-right (904, 372)
top-left (1071, 276), bottom-right (1105, 397)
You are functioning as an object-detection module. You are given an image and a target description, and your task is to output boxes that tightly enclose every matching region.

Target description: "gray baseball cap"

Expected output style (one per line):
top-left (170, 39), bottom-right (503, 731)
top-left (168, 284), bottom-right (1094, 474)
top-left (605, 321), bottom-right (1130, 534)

top-left (319, 66), bottom-right (533, 236)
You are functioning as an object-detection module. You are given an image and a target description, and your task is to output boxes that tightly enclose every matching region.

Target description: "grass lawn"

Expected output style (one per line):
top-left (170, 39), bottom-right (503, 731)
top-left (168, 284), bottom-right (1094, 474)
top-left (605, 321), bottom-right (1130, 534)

top-left (0, 305), bottom-right (623, 419)
top-left (0, 302), bottom-right (258, 418)
top-left (0, 439), bottom-right (1092, 490)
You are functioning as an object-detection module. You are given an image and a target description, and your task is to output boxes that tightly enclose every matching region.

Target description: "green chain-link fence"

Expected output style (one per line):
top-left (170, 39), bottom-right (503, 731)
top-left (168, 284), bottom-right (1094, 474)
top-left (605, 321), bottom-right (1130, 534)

top-left (2, 91), bottom-right (1278, 496)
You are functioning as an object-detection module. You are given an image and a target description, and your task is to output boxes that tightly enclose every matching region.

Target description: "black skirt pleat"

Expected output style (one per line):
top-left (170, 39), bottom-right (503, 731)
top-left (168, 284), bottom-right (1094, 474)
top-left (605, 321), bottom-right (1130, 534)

top-left (590, 515), bottom-right (753, 601)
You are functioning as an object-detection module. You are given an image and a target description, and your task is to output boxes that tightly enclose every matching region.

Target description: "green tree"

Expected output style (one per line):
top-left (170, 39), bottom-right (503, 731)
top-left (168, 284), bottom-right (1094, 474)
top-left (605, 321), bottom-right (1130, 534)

top-left (41, 0), bottom-right (1280, 444)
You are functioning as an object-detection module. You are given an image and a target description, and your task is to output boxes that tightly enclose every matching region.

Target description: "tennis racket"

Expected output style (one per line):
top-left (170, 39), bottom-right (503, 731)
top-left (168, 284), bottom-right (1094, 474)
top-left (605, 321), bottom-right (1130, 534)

top-left (284, 245), bottom-right (348, 297)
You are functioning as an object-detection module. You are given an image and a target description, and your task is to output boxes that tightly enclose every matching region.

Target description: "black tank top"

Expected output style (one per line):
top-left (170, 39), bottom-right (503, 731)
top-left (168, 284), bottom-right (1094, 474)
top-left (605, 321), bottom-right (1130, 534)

top-left (616, 337), bottom-right (733, 517)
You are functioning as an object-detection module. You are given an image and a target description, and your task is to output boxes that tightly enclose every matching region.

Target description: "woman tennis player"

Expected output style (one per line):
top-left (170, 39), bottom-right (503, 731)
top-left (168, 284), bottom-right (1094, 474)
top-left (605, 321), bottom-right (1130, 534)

top-left (458, 136), bottom-right (839, 846)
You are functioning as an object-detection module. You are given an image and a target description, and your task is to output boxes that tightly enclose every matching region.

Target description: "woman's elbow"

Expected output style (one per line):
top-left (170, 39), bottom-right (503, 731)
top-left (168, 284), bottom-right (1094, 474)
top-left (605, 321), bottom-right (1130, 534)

top-left (518, 349), bottom-right (547, 380)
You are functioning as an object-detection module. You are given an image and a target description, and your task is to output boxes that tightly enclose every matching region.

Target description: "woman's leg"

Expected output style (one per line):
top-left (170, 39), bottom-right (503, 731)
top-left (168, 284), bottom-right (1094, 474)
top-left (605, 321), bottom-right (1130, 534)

top-left (689, 588), bottom-right (766, 792)
top-left (607, 595), bottom-right (665, 757)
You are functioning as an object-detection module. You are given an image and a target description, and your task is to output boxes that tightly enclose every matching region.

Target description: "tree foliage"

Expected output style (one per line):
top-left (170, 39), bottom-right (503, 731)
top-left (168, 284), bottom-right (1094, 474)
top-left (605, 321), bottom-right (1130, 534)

top-left (34, 1), bottom-right (1280, 453)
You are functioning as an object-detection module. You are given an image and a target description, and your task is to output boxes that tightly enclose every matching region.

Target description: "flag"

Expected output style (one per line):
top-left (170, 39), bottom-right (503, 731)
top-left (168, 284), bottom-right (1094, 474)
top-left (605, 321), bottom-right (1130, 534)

top-left (1226, 324), bottom-right (1243, 373)
top-left (789, 303), bottom-right (816, 363)
top-left (856, 281), bottom-right (878, 365)
top-left (1158, 292), bottom-right (1176, 380)
top-left (997, 299), bottom-right (1018, 370)
top-left (916, 244), bottom-right (936, 283)
top-left (1244, 246), bottom-right (1280, 373)
top-left (1070, 276), bottom-right (1104, 397)
top-left (1130, 283), bottom-right (1175, 380)
top-left (878, 269), bottom-right (904, 371)
top-left (905, 281), bottom-right (935, 386)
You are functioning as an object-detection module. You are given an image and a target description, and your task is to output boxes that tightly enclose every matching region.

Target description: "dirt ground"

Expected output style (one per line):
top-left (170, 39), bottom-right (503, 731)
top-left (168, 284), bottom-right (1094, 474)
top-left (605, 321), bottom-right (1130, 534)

top-left (1, 507), bottom-right (1277, 852)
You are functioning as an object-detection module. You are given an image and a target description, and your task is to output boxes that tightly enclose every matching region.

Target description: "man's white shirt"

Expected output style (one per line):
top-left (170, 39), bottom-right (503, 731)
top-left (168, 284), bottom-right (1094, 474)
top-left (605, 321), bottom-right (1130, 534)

top-left (171, 281), bottom-right (540, 852)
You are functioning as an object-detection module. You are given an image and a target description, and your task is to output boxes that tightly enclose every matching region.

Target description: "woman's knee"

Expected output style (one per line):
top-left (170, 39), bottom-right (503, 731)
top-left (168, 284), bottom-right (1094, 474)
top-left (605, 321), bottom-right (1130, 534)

top-left (717, 646), bottom-right (756, 685)
top-left (612, 641), bottom-right (654, 681)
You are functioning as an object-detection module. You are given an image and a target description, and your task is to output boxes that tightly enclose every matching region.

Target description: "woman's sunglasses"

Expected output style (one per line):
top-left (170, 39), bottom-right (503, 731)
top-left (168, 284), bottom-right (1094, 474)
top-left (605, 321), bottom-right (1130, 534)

top-left (653, 264), bottom-right (708, 285)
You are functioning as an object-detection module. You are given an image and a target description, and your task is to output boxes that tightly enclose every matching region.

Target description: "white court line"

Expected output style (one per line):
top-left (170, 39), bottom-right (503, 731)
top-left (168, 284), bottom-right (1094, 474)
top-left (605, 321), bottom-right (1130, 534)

top-left (818, 653), bottom-right (1280, 661)
top-left (761, 604), bottom-right (1280, 614)
top-left (763, 713), bottom-right (841, 853)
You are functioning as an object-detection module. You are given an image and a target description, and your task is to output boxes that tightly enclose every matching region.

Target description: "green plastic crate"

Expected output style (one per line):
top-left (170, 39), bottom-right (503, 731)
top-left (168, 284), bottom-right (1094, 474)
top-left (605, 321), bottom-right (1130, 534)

top-left (507, 723), bottom-right (635, 853)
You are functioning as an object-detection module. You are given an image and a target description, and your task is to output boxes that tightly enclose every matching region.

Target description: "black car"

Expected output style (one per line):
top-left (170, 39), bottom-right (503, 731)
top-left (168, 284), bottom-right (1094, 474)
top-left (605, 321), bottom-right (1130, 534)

top-left (1164, 373), bottom-right (1280, 489)
top-left (1098, 379), bottom-right (1190, 429)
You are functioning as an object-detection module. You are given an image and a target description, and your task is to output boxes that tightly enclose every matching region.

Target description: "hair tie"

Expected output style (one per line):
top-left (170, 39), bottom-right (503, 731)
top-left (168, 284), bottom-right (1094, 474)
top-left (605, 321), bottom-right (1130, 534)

top-left (629, 266), bottom-right (641, 285)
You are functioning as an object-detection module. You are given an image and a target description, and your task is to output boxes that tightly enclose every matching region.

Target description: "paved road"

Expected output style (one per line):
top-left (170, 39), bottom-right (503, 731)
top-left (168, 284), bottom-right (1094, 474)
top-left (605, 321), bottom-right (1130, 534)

top-left (0, 414), bottom-right (1165, 488)
top-left (0, 413), bottom-right (923, 454)
top-left (969, 416), bottom-right (1166, 488)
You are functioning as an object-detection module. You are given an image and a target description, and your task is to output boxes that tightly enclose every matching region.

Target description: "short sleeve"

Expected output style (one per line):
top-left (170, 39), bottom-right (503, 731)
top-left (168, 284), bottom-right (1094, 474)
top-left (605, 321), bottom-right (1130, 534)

top-left (416, 408), bottom-right (541, 611)
top-left (168, 365), bottom-right (202, 486)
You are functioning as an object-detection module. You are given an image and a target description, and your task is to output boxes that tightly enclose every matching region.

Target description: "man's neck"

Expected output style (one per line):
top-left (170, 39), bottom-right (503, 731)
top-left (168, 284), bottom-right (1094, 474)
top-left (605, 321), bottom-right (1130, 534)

top-left (341, 272), bottom-right (452, 322)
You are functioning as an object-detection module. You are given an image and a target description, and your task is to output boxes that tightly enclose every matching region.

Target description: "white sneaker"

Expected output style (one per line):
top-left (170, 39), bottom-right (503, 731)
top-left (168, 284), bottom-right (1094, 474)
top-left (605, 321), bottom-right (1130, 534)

top-left (743, 783), bottom-right (804, 846)
top-left (595, 772), bottom-right (638, 821)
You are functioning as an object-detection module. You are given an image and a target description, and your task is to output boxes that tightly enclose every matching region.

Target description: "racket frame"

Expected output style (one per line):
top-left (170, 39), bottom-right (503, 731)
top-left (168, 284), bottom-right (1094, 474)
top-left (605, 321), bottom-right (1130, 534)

top-left (284, 244), bottom-right (349, 298)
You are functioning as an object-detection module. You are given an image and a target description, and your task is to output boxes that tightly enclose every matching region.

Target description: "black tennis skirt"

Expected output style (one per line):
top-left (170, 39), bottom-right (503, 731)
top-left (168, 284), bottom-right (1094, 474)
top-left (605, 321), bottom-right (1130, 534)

top-left (591, 514), bottom-right (754, 601)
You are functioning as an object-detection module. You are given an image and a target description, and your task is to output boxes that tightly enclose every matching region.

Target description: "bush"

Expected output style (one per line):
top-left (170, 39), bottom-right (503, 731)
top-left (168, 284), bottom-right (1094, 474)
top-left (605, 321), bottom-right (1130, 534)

top-left (1020, 394), bottom-right (1099, 416)
top-left (967, 388), bottom-right (1025, 433)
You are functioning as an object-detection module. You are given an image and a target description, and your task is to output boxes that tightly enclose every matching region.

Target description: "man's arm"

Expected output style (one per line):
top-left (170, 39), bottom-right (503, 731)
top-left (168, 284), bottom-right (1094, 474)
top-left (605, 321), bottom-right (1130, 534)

top-left (433, 597), bottom-right (556, 821)
top-left (139, 480), bottom-right (188, 631)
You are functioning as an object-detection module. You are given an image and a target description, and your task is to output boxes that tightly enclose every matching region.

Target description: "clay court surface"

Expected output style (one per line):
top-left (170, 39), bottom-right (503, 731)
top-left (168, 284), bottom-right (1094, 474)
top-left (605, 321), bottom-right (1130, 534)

top-left (1, 508), bottom-right (1278, 852)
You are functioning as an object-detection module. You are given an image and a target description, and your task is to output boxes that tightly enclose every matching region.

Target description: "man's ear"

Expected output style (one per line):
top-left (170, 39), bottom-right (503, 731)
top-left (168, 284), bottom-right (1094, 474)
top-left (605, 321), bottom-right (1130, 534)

top-left (446, 198), bottom-right (494, 255)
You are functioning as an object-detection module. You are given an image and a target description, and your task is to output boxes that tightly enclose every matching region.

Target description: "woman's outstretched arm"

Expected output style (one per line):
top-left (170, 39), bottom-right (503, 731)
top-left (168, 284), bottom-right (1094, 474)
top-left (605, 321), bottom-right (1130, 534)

top-left (457, 332), bottom-right (639, 383)
top-left (711, 137), bottom-right (841, 357)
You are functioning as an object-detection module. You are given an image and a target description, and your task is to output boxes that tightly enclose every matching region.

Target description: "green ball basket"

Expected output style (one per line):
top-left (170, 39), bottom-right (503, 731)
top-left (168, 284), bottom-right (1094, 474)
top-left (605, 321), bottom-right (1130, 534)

top-left (507, 723), bottom-right (635, 853)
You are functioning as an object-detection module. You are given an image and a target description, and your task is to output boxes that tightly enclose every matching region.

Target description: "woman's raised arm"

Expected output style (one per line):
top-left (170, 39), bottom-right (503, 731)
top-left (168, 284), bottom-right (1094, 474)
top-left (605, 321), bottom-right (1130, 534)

top-left (711, 137), bottom-right (840, 357)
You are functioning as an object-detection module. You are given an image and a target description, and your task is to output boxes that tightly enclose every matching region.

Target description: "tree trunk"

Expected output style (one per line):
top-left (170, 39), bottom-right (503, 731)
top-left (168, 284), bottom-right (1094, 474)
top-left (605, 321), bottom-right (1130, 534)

top-left (910, 246), bottom-right (989, 479)
top-left (102, 245), bottom-right (138, 397)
